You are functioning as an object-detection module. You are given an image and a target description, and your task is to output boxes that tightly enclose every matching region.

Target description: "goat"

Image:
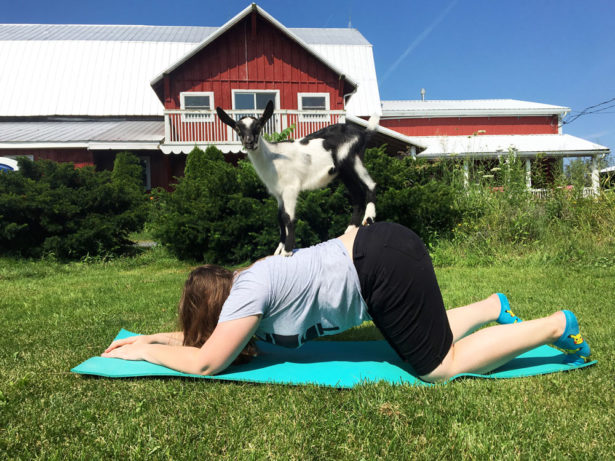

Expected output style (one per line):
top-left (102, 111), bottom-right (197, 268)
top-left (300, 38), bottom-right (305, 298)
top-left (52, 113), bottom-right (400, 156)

top-left (216, 100), bottom-right (378, 256)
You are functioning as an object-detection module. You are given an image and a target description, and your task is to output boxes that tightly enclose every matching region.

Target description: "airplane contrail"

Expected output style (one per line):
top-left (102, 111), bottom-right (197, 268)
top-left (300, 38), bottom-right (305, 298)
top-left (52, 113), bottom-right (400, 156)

top-left (381, 0), bottom-right (458, 83)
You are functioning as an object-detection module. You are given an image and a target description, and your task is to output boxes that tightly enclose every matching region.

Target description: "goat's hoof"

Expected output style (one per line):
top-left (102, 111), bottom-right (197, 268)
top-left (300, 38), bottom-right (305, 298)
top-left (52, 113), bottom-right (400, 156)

top-left (362, 217), bottom-right (374, 226)
top-left (281, 249), bottom-right (293, 257)
top-left (274, 242), bottom-right (285, 256)
top-left (362, 203), bottom-right (376, 226)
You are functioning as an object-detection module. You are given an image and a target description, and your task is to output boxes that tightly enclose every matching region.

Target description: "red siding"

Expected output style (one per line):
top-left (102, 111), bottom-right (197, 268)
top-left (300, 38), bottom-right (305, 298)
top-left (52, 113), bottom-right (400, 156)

top-left (0, 148), bottom-right (94, 163)
top-left (380, 115), bottom-right (559, 136)
top-left (165, 14), bottom-right (350, 110)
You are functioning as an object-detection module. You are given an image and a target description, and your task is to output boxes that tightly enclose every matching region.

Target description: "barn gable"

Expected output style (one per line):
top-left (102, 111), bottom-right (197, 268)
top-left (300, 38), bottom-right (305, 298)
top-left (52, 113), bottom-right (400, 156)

top-left (151, 3), bottom-right (356, 112)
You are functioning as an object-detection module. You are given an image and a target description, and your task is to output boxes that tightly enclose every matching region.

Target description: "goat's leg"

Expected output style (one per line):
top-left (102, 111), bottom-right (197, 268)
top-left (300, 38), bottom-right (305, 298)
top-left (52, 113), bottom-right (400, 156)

top-left (277, 188), bottom-right (298, 256)
top-left (339, 159), bottom-right (373, 232)
top-left (352, 156), bottom-right (377, 225)
top-left (363, 186), bottom-right (376, 225)
top-left (274, 204), bottom-right (287, 256)
top-left (347, 185), bottom-right (366, 233)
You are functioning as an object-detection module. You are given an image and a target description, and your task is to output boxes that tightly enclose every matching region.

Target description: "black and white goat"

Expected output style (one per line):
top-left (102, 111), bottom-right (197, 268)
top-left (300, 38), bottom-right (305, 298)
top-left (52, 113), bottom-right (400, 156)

top-left (217, 100), bottom-right (378, 256)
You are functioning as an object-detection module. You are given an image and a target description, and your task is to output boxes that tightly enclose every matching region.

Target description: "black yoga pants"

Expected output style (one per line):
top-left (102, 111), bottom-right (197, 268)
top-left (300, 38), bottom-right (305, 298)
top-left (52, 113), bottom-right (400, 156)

top-left (353, 222), bottom-right (453, 376)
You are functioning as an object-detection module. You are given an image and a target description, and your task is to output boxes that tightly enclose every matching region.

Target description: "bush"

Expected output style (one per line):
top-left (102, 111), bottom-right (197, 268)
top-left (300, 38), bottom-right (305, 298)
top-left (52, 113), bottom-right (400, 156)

top-left (0, 153), bottom-right (147, 259)
top-left (149, 145), bottom-right (465, 265)
top-left (149, 146), bottom-right (279, 264)
top-left (364, 148), bottom-right (463, 246)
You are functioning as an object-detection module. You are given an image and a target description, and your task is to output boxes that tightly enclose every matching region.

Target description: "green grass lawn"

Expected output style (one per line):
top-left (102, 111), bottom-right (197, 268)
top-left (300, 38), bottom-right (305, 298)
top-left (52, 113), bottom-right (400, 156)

top-left (1, 248), bottom-right (613, 459)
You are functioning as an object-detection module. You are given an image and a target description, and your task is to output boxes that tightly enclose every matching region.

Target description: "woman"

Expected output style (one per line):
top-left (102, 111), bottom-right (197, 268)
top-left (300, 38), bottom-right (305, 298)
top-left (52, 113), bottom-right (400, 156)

top-left (103, 222), bottom-right (591, 382)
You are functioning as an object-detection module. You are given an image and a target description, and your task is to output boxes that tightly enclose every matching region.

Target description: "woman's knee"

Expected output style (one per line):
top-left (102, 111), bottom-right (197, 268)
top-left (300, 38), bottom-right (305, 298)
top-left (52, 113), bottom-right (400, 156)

top-left (419, 345), bottom-right (455, 383)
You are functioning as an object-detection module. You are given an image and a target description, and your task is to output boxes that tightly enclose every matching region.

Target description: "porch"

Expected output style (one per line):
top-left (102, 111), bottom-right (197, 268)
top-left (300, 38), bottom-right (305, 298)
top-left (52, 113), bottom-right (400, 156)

top-left (413, 134), bottom-right (610, 196)
top-left (161, 109), bottom-right (346, 153)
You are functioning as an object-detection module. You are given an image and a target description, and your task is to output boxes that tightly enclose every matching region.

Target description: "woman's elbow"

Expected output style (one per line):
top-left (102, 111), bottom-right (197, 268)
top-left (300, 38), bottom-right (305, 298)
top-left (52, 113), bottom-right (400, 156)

top-left (192, 359), bottom-right (228, 377)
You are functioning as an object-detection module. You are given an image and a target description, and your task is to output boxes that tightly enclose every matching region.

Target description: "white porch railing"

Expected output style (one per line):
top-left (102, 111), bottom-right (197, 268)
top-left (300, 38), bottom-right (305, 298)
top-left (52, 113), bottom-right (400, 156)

top-left (529, 187), bottom-right (597, 199)
top-left (163, 109), bottom-right (346, 146)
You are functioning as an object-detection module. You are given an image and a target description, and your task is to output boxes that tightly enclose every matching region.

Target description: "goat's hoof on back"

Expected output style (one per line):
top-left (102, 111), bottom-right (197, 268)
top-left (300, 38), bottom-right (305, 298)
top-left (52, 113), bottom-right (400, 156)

top-left (361, 203), bottom-right (376, 226)
top-left (273, 242), bottom-right (284, 256)
top-left (274, 242), bottom-right (294, 257)
top-left (362, 217), bottom-right (374, 226)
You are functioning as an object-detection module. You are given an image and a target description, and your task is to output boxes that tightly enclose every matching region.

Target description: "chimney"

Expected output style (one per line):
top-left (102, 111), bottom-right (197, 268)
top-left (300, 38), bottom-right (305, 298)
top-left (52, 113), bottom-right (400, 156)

top-left (420, 88), bottom-right (426, 101)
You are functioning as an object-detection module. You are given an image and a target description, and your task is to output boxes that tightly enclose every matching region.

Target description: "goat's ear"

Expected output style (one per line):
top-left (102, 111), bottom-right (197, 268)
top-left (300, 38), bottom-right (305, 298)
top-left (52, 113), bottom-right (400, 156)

top-left (260, 100), bottom-right (274, 124)
top-left (216, 107), bottom-right (236, 128)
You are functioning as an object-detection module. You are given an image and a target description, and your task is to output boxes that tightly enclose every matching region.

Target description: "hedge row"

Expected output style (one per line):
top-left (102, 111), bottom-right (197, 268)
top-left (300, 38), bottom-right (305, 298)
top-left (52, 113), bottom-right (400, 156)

top-left (0, 147), bottom-right (463, 263)
top-left (0, 153), bottom-right (147, 259)
top-left (148, 146), bottom-right (462, 265)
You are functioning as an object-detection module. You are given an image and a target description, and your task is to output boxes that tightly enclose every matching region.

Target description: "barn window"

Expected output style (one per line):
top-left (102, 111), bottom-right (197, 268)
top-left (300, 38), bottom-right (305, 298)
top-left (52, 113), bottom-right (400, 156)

top-left (298, 93), bottom-right (330, 121)
top-left (180, 92), bottom-right (215, 121)
top-left (232, 90), bottom-right (278, 111)
top-left (231, 90), bottom-right (279, 132)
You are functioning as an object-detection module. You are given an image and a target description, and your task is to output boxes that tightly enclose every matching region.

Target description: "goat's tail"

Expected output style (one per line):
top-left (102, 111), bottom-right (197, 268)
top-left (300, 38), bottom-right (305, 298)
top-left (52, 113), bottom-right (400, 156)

top-left (366, 113), bottom-right (380, 132)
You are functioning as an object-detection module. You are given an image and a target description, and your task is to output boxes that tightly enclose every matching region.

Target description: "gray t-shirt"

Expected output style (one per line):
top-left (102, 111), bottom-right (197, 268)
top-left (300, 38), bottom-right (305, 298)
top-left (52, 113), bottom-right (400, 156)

top-left (218, 238), bottom-right (370, 348)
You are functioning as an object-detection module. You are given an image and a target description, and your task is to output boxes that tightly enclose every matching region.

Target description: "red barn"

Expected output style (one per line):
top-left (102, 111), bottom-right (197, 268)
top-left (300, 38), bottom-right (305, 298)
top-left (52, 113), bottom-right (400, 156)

top-left (0, 3), bottom-right (609, 193)
top-left (151, 5), bottom-right (356, 156)
top-left (380, 98), bottom-right (608, 193)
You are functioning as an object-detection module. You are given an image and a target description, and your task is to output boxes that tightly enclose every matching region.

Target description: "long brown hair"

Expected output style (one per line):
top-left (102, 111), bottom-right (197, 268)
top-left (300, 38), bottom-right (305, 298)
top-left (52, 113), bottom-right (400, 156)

top-left (178, 264), bottom-right (257, 364)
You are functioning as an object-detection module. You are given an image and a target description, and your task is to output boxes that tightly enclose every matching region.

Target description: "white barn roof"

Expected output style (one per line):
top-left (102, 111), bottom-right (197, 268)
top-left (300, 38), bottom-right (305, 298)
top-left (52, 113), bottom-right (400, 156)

top-left (381, 99), bottom-right (570, 118)
top-left (416, 134), bottom-right (609, 159)
top-left (0, 21), bottom-right (380, 118)
top-left (0, 120), bottom-right (163, 150)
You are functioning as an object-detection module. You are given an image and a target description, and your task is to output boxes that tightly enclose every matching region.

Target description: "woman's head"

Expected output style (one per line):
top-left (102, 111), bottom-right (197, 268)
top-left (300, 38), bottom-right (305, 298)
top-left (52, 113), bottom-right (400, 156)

top-left (178, 264), bottom-right (256, 364)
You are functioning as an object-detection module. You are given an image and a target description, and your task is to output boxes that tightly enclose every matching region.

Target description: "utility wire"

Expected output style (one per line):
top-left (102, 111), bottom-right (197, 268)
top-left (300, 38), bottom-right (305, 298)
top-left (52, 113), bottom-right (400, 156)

top-left (563, 97), bottom-right (615, 125)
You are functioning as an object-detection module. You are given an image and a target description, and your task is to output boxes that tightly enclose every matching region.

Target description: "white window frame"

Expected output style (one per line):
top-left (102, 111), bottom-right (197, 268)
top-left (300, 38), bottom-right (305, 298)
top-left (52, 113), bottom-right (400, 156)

top-left (180, 91), bottom-right (215, 122)
top-left (231, 89), bottom-right (280, 112)
top-left (297, 92), bottom-right (330, 122)
top-left (230, 90), bottom-right (280, 136)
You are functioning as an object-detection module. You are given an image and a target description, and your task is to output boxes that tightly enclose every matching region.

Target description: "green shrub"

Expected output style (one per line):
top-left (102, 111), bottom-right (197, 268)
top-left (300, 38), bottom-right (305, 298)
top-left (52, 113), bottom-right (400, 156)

top-left (149, 145), bottom-right (465, 264)
top-left (0, 153), bottom-right (147, 259)
top-left (149, 146), bottom-right (278, 264)
top-left (364, 148), bottom-right (464, 245)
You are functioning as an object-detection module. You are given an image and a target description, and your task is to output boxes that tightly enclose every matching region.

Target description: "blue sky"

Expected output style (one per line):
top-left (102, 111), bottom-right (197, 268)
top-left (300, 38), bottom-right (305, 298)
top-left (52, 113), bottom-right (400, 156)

top-left (3, 0), bottom-right (614, 161)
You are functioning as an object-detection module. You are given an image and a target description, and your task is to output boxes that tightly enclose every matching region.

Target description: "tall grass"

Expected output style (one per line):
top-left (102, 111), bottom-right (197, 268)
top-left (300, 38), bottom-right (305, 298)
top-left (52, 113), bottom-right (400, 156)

top-left (431, 151), bottom-right (615, 267)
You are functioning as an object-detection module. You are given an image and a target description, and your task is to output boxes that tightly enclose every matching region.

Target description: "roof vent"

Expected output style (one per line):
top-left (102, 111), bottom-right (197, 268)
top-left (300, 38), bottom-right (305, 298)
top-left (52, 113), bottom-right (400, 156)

top-left (420, 88), bottom-right (426, 101)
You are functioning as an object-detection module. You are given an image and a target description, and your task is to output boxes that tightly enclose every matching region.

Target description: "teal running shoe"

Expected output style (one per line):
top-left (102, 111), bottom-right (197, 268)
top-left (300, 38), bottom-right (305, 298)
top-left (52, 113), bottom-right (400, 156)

top-left (496, 293), bottom-right (523, 324)
top-left (554, 310), bottom-right (591, 364)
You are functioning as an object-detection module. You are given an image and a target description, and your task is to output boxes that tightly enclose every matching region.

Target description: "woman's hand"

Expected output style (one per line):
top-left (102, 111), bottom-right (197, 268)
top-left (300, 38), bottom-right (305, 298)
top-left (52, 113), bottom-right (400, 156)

top-left (102, 335), bottom-right (152, 357)
top-left (101, 342), bottom-right (149, 361)
top-left (97, 316), bottom-right (260, 375)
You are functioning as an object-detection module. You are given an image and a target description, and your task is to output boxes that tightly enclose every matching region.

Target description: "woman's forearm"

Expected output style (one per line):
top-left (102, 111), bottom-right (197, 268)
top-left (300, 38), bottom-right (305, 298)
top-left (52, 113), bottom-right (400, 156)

top-left (150, 332), bottom-right (184, 346)
top-left (141, 344), bottom-right (216, 376)
top-left (103, 316), bottom-right (261, 376)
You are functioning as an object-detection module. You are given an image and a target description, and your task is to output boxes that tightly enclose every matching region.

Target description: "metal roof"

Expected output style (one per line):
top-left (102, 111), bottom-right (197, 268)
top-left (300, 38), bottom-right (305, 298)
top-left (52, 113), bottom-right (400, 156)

top-left (0, 23), bottom-right (370, 46)
top-left (381, 99), bottom-right (570, 117)
top-left (0, 120), bottom-right (163, 149)
top-left (0, 21), bottom-right (378, 117)
top-left (311, 44), bottom-right (380, 116)
top-left (0, 24), bottom-right (218, 42)
top-left (0, 39), bottom-right (196, 117)
top-left (415, 134), bottom-right (609, 159)
top-left (293, 28), bottom-right (370, 46)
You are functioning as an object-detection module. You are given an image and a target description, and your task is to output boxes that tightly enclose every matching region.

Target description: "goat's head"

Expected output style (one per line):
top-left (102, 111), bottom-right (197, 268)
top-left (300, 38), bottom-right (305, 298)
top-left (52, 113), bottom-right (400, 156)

top-left (216, 100), bottom-right (274, 151)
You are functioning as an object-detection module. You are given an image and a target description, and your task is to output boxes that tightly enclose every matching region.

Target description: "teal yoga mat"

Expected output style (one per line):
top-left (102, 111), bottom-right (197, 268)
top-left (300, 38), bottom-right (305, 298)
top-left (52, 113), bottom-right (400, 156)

top-left (71, 329), bottom-right (596, 388)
